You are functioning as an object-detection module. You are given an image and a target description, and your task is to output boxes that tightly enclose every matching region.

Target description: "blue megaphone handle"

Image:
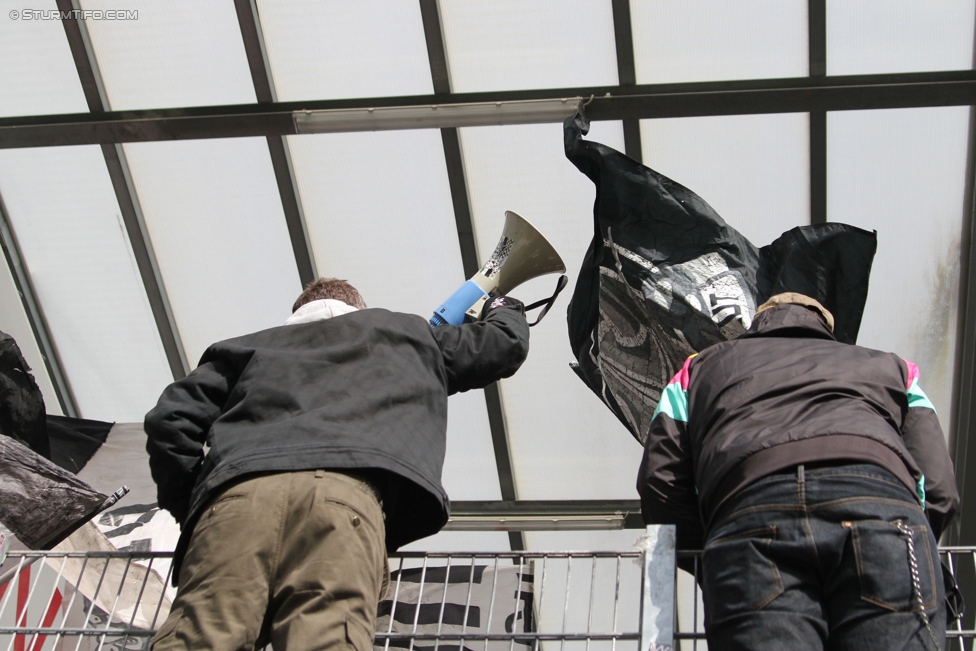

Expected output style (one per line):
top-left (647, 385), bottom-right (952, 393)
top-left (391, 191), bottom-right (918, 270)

top-left (429, 280), bottom-right (489, 326)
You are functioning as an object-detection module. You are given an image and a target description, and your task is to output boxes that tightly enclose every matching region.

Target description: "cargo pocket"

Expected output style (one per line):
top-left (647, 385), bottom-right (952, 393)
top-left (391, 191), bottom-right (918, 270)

top-left (848, 519), bottom-right (937, 612)
top-left (702, 526), bottom-right (782, 625)
top-left (345, 615), bottom-right (375, 651)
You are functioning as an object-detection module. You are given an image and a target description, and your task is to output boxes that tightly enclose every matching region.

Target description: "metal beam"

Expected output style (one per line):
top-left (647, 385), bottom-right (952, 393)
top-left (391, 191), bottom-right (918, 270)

top-left (0, 193), bottom-right (78, 417)
top-left (419, 0), bottom-right (451, 96)
top-left (949, 51), bottom-right (976, 546)
top-left (808, 0), bottom-right (827, 225)
top-left (948, 103), bottom-right (976, 634)
top-left (611, 0), bottom-right (642, 162)
top-left (234, 0), bottom-right (275, 105)
top-left (808, 0), bottom-right (826, 79)
top-left (3, 72), bottom-right (975, 149)
top-left (234, 0), bottom-right (316, 287)
top-left (57, 0), bottom-right (189, 381)
top-left (447, 500), bottom-right (644, 531)
top-left (418, 0), bottom-right (523, 551)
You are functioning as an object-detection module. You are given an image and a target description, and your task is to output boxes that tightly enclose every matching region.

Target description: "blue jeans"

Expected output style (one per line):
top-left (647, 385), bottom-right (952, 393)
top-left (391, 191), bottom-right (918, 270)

top-left (701, 464), bottom-right (945, 651)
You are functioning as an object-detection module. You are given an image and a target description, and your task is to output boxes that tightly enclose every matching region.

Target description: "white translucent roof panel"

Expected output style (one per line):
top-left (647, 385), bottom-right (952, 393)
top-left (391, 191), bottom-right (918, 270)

top-left (257, 2), bottom-right (433, 101)
top-left (442, 392), bottom-right (502, 501)
top-left (524, 529), bottom-right (649, 552)
top-left (460, 121), bottom-right (640, 501)
top-left (828, 107), bottom-right (969, 429)
top-left (399, 531), bottom-right (512, 554)
top-left (439, 1), bottom-right (618, 93)
top-left (0, 146), bottom-right (172, 421)
top-left (122, 138), bottom-right (301, 366)
top-left (827, 1), bottom-right (975, 76)
top-left (631, 0), bottom-right (807, 84)
top-left (286, 131), bottom-right (461, 313)
top-left (79, 0), bottom-right (255, 110)
top-left (0, 0), bottom-right (88, 117)
top-left (641, 113), bottom-right (810, 247)
top-left (0, 253), bottom-right (61, 415)
top-left (286, 130), bottom-right (501, 500)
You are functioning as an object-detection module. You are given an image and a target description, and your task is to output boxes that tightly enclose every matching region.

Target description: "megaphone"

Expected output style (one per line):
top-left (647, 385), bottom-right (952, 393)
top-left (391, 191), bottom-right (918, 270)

top-left (430, 211), bottom-right (567, 327)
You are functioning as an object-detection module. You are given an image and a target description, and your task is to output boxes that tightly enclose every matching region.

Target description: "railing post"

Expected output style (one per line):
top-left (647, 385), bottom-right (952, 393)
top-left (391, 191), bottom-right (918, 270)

top-left (0, 525), bottom-right (10, 566)
top-left (639, 524), bottom-right (675, 651)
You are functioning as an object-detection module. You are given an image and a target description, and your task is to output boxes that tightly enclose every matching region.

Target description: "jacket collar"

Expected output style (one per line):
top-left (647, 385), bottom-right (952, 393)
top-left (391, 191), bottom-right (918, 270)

top-left (741, 303), bottom-right (836, 341)
top-left (284, 299), bottom-right (359, 326)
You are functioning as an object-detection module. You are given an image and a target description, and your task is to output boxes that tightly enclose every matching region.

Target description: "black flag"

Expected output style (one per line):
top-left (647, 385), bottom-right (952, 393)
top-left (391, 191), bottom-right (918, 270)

top-left (0, 331), bottom-right (118, 549)
top-left (564, 111), bottom-right (877, 444)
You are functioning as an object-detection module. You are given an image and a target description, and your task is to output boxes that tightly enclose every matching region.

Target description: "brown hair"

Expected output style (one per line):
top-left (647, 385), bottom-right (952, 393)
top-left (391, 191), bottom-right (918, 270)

top-left (292, 278), bottom-right (366, 313)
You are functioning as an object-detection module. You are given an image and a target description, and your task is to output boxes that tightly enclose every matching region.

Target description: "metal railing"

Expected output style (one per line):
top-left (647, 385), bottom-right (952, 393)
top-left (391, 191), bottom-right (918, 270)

top-left (1, 534), bottom-right (973, 651)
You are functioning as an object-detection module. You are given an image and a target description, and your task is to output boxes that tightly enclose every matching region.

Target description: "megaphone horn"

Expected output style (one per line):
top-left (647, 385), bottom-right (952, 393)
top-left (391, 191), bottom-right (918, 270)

top-left (430, 211), bottom-right (567, 327)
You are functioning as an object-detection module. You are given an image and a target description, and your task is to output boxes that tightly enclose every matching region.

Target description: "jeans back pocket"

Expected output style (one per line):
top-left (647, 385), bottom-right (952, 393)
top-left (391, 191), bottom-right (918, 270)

top-left (848, 519), bottom-right (937, 612)
top-left (702, 526), bottom-right (783, 625)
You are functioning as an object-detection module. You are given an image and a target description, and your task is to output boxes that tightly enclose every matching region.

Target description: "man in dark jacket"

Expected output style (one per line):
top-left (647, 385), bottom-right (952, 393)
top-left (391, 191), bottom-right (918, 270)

top-left (146, 278), bottom-right (529, 651)
top-left (638, 292), bottom-right (959, 651)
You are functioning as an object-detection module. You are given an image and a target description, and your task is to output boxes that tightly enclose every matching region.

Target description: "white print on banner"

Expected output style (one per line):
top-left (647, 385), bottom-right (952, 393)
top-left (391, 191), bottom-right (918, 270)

top-left (674, 252), bottom-right (752, 331)
top-left (608, 244), bottom-right (753, 335)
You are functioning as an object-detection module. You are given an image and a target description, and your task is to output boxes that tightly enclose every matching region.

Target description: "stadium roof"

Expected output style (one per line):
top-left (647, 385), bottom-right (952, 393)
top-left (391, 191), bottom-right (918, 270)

top-left (2, 0), bottom-right (975, 549)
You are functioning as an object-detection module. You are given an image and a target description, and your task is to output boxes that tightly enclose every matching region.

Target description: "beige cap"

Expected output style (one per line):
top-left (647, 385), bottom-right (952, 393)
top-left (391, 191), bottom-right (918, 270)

top-left (755, 292), bottom-right (834, 332)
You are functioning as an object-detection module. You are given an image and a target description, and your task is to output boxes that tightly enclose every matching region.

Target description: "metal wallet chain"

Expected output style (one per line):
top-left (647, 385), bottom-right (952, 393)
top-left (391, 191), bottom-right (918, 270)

top-left (895, 520), bottom-right (943, 651)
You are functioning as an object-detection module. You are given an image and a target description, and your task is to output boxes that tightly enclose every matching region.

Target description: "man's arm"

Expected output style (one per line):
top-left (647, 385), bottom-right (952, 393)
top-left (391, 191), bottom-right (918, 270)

top-left (637, 357), bottom-right (704, 557)
top-left (144, 355), bottom-right (235, 525)
top-left (900, 359), bottom-right (960, 539)
top-left (431, 296), bottom-right (530, 394)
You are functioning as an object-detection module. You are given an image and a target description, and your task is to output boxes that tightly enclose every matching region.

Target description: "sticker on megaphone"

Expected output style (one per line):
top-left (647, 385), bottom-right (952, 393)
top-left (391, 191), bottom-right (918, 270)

top-left (430, 211), bottom-right (567, 327)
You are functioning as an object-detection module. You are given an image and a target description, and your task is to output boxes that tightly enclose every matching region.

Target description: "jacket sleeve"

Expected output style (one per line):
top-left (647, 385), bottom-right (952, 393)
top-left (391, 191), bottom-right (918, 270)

top-left (430, 306), bottom-right (530, 394)
top-left (899, 360), bottom-right (959, 539)
top-left (144, 353), bottom-right (236, 525)
top-left (637, 357), bottom-right (704, 558)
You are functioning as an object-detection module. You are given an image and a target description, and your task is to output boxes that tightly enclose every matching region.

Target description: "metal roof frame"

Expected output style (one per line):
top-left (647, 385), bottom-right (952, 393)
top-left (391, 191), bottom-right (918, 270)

top-left (1, 2), bottom-right (975, 538)
top-left (0, 191), bottom-right (78, 417)
top-left (611, 0), bottom-right (642, 161)
top-left (234, 0), bottom-right (317, 288)
top-left (808, 0), bottom-right (827, 225)
top-left (56, 0), bottom-right (189, 382)
top-left (419, 0), bottom-right (524, 551)
top-left (2, 72), bottom-right (974, 148)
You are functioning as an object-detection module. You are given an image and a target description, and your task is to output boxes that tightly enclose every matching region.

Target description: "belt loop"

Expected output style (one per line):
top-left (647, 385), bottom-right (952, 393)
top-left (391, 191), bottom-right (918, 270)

top-left (315, 469), bottom-right (325, 478)
top-left (797, 464), bottom-right (807, 506)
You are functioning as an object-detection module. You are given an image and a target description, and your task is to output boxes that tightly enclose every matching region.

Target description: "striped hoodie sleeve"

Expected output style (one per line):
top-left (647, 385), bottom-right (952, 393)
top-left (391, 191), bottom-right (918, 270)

top-left (899, 359), bottom-right (959, 538)
top-left (637, 355), bottom-right (703, 554)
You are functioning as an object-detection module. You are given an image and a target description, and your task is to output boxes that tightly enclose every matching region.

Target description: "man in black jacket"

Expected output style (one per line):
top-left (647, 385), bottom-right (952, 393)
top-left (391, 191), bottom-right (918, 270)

top-left (146, 278), bottom-right (529, 650)
top-left (638, 292), bottom-right (958, 651)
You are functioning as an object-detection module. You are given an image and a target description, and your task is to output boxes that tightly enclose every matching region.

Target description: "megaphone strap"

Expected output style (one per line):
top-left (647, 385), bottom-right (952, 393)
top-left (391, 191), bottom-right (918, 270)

top-left (525, 275), bottom-right (569, 327)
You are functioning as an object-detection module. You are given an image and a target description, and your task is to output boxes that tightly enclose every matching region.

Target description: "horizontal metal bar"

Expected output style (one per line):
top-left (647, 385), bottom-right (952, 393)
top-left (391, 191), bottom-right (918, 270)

top-left (3, 550), bottom-right (174, 560)
top-left (390, 550), bottom-right (643, 559)
top-left (294, 98), bottom-right (580, 132)
top-left (448, 499), bottom-right (645, 530)
top-left (374, 633), bottom-right (641, 641)
top-left (451, 499), bottom-right (642, 515)
top-left (1, 71), bottom-right (973, 148)
top-left (0, 628), bottom-right (152, 636)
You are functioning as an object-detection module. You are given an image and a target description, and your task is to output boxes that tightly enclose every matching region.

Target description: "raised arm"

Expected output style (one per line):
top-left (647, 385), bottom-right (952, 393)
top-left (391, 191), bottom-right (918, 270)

top-left (431, 296), bottom-right (530, 395)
